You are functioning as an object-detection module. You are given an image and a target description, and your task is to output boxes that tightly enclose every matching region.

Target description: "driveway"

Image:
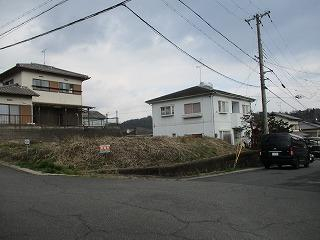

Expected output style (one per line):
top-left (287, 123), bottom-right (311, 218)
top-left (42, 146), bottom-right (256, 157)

top-left (1, 161), bottom-right (320, 240)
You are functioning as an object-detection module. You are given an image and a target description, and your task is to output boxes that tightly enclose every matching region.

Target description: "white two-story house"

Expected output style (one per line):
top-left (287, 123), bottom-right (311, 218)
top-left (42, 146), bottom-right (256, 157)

top-left (0, 63), bottom-right (90, 126)
top-left (146, 83), bottom-right (255, 144)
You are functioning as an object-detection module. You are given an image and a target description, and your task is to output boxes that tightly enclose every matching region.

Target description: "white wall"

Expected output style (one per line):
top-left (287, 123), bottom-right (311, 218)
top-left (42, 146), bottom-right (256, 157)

top-left (151, 94), bottom-right (252, 144)
top-left (1, 72), bottom-right (22, 85)
top-left (152, 95), bottom-right (215, 137)
top-left (274, 116), bottom-right (299, 131)
top-left (212, 95), bottom-right (251, 144)
top-left (20, 71), bottom-right (83, 106)
top-left (0, 95), bottom-right (32, 106)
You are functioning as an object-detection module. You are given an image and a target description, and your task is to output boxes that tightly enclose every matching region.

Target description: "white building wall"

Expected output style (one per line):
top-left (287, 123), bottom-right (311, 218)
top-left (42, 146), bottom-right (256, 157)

top-left (0, 95), bottom-right (32, 106)
top-left (212, 95), bottom-right (251, 144)
top-left (20, 71), bottom-right (83, 106)
top-left (0, 72), bottom-right (22, 86)
top-left (273, 116), bottom-right (299, 131)
top-left (151, 94), bottom-right (252, 144)
top-left (152, 95), bottom-right (215, 137)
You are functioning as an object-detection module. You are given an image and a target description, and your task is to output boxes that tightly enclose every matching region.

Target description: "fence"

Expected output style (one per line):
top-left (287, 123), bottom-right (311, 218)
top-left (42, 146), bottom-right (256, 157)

top-left (0, 114), bottom-right (32, 125)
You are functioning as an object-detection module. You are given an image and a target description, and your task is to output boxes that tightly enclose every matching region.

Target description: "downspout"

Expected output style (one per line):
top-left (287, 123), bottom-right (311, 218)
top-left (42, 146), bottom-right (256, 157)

top-left (211, 94), bottom-right (215, 138)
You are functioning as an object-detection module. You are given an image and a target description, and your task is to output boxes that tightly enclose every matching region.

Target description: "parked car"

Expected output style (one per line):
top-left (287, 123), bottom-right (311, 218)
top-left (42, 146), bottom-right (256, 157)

top-left (260, 133), bottom-right (310, 169)
top-left (309, 145), bottom-right (320, 159)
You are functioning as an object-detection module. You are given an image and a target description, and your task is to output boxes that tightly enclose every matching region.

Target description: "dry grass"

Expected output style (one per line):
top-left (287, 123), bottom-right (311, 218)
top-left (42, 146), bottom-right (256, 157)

top-left (53, 136), bottom-right (235, 171)
top-left (0, 136), bottom-right (236, 173)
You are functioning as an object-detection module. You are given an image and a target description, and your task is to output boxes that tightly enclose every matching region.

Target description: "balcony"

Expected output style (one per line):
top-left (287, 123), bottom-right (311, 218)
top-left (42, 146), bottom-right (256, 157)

top-left (0, 114), bottom-right (33, 125)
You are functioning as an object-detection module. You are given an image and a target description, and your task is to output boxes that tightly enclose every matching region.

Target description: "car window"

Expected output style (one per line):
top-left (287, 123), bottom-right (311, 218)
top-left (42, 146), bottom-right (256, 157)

top-left (262, 134), bottom-right (291, 146)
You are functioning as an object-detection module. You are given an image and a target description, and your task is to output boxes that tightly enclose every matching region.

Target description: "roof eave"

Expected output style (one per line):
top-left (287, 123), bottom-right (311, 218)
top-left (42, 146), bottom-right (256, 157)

top-left (0, 64), bottom-right (90, 81)
top-left (146, 92), bottom-right (212, 105)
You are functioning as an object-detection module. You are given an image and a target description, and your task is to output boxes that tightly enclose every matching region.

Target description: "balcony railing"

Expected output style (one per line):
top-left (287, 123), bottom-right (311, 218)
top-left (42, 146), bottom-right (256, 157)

top-left (0, 114), bottom-right (33, 125)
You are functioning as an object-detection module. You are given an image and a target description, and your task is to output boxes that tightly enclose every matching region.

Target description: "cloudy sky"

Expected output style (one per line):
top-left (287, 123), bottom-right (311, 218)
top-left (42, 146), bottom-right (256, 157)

top-left (0, 0), bottom-right (319, 121)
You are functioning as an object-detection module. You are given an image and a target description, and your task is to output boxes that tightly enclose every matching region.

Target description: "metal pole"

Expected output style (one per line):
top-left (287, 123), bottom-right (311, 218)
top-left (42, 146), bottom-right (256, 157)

top-left (116, 110), bottom-right (119, 125)
top-left (256, 14), bottom-right (269, 134)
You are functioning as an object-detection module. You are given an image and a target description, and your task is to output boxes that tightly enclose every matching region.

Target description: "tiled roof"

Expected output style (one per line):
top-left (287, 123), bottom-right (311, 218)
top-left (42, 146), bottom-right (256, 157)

top-left (0, 63), bottom-right (90, 81)
top-left (271, 112), bottom-right (301, 121)
top-left (299, 121), bottom-right (320, 130)
top-left (146, 85), bottom-right (255, 104)
top-left (82, 111), bottom-right (106, 119)
top-left (0, 84), bottom-right (39, 97)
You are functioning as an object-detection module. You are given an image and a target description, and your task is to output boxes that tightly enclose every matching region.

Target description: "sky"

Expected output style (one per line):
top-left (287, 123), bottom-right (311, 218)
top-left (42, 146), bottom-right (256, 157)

top-left (0, 0), bottom-right (319, 121)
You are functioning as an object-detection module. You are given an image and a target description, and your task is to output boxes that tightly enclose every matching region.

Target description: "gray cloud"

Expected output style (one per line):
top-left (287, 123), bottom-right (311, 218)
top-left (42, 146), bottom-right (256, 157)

top-left (0, 0), bottom-right (319, 120)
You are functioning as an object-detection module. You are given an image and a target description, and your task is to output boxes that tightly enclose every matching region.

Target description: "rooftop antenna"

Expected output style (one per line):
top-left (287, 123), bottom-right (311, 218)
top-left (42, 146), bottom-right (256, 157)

top-left (196, 58), bottom-right (203, 84)
top-left (41, 48), bottom-right (47, 65)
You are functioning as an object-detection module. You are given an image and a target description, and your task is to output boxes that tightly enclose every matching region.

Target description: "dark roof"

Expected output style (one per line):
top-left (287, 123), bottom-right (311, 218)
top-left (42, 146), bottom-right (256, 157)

top-left (146, 85), bottom-right (255, 104)
top-left (271, 112), bottom-right (301, 121)
top-left (82, 111), bottom-right (106, 119)
top-left (299, 121), bottom-right (320, 130)
top-left (0, 63), bottom-right (90, 81)
top-left (0, 84), bottom-right (39, 97)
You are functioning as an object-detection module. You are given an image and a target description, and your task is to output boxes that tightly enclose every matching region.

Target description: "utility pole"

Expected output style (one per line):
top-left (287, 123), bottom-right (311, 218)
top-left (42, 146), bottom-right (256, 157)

top-left (246, 11), bottom-right (270, 134)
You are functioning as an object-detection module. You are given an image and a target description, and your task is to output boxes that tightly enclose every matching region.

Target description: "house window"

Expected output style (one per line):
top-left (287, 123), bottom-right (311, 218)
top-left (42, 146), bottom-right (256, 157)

top-left (219, 130), bottom-right (232, 144)
top-left (3, 79), bottom-right (14, 85)
top-left (32, 79), bottom-right (49, 91)
top-left (184, 102), bottom-right (201, 114)
top-left (242, 105), bottom-right (251, 115)
top-left (160, 106), bottom-right (174, 117)
top-left (59, 82), bottom-right (74, 94)
top-left (232, 101), bottom-right (240, 113)
top-left (0, 104), bottom-right (20, 124)
top-left (218, 101), bottom-right (229, 113)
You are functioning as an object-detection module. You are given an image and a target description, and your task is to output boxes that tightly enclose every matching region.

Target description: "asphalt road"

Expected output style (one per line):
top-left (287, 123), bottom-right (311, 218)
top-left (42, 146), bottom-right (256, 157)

top-left (1, 161), bottom-right (320, 240)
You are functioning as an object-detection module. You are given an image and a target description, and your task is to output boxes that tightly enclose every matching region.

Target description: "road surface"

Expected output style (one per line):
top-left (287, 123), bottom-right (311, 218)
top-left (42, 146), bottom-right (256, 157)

top-left (1, 161), bottom-right (320, 240)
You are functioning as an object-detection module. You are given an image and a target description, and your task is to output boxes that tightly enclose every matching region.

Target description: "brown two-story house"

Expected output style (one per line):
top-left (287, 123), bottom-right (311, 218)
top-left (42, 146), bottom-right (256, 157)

top-left (0, 63), bottom-right (90, 126)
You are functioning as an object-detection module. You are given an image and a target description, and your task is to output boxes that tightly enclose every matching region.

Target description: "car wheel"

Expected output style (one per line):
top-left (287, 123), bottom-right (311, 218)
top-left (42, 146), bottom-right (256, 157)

top-left (293, 158), bottom-right (299, 169)
top-left (264, 163), bottom-right (271, 169)
top-left (304, 156), bottom-right (310, 168)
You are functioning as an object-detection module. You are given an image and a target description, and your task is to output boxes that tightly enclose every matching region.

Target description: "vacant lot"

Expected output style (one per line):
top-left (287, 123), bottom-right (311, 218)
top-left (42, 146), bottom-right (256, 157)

top-left (0, 136), bottom-right (236, 174)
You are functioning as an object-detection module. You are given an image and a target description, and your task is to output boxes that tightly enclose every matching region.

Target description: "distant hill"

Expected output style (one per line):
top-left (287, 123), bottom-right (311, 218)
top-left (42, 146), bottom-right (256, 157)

top-left (121, 116), bottom-right (152, 130)
top-left (290, 108), bottom-right (320, 123)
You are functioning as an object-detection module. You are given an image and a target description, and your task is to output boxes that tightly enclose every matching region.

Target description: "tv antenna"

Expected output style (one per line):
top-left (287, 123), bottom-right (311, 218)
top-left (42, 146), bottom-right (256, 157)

top-left (41, 48), bottom-right (47, 65)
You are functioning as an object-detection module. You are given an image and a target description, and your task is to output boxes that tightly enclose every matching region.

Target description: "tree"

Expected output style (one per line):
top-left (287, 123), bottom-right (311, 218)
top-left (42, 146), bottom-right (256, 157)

top-left (241, 113), bottom-right (293, 149)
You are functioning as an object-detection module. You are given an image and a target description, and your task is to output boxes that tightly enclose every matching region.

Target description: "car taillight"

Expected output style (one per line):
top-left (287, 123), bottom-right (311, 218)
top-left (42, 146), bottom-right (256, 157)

top-left (289, 147), bottom-right (294, 156)
top-left (259, 151), bottom-right (262, 156)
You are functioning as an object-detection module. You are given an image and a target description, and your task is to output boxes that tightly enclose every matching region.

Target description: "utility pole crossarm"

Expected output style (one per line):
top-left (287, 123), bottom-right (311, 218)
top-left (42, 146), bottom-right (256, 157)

top-left (245, 11), bottom-right (271, 135)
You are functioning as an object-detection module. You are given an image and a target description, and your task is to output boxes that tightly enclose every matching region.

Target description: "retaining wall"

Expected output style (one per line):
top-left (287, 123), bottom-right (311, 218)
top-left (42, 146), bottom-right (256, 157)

top-left (0, 126), bottom-right (122, 142)
top-left (99, 150), bottom-right (261, 176)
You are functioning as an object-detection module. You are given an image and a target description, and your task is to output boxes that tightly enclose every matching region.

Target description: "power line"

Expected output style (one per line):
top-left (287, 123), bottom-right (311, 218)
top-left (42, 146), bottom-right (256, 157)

top-left (177, 0), bottom-right (257, 63)
top-left (124, 4), bottom-right (259, 88)
top-left (215, 0), bottom-right (243, 21)
top-left (229, 0), bottom-right (250, 15)
top-left (0, 0), bottom-right (70, 39)
top-left (268, 16), bottom-right (311, 76)
top-left (267, 76), bottom-right (306, 109)
top-left (0, 0), bottom-right (57, 30)
top-left (0, 0), bottom-right (132, 51)
top-left (266, 88), bottom-right (298, 111)
top-left (265, 60), bottom-right (320, 76)
top-left (160, 0), bottom-right (259, 74)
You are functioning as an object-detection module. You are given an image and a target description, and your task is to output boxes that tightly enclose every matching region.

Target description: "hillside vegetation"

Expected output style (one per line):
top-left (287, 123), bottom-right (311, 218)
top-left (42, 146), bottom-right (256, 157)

top-left (0, 136), bottom-right (236, 174)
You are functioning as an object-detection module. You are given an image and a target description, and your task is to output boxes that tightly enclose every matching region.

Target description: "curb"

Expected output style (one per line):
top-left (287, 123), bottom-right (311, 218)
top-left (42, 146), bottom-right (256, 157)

top-left (0, 161), bottom-right (73, 176)
top-left (182, 167), bottom-right (263, 181)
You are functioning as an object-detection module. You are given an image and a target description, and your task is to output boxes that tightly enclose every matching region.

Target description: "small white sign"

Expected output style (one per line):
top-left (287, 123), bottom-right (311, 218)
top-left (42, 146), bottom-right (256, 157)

top-left (24, 139), bottom-right (30, 145)
top-left (99, 144), bottom-right (111, 154)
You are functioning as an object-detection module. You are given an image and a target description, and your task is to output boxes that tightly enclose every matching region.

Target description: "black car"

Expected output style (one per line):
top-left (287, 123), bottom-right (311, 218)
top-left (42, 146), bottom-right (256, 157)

top-left (260, 133), bottom-right (310, 169)
top-left (309, 145), bottom-right (320, 158)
